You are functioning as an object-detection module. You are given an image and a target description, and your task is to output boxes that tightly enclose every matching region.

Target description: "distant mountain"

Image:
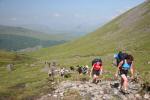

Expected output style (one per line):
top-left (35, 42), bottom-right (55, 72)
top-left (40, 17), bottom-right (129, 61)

top-left (20, 24), bottom-right (59, 34)
top-left (20, 24), bottom-right (88, 36)
top-left (0, 25), bottom-right (66, 51)
top-left (0, 25), bottom-right (64, 40)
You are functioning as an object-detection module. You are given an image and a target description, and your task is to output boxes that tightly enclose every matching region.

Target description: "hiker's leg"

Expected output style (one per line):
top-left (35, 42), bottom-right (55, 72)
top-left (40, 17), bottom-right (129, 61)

top-left (121, 78), bottom-right (124, 89)
top-left (121, 74), bottom-right (128, 90)
top-left (96, 75), bottom-right (100, 83)
top-left (95, 75), bottom-right (99, 80)
top-left (93, 74), bottom-right (97, 80)
top-left (92, 74), bottom-right (97, 83)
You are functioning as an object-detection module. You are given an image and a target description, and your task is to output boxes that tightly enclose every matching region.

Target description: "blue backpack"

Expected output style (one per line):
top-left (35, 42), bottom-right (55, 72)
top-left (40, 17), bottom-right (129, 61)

top-left (115, 52), bottom-right (128, 66)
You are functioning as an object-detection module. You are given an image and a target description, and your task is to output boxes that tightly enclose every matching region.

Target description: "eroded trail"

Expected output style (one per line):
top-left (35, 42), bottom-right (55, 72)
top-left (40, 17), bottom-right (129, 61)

top-left (38, 79), bottom-right (149, 100)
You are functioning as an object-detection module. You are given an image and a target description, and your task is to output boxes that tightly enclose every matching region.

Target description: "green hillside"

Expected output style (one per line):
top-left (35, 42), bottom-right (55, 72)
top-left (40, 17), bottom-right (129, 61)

top-left (31, 1), bottom-right (150, 71)
top-left (0, 50), bottom-right (22, 65)
top-left (0, 25), bottom-right (66, 51)
top-left (0, 1), bottom-right (150, 99)
top-left (0, 34), bottom-right (65, 51)
top-left (0, 50), bottom-right (47, 100)
top-left (0, 50), bottom-right (33, 65)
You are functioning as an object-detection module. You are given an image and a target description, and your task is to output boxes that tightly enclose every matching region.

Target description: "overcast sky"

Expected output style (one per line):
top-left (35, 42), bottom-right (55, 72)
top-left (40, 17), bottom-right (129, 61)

top-left (0, 0), bottom-right (145, 34)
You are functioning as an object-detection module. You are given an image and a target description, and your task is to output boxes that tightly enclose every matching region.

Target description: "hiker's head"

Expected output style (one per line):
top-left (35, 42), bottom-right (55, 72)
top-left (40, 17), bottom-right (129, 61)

top-left (96, 62), bottom-right (102, 66)
top-left (122, 49), bottom-right (126, 53)
top-left (96, 62), bottom-right (100, 64)
top-left (126, 54), bottom-right (134, 63)
top-left (85, 65), bottom-right (89, 68)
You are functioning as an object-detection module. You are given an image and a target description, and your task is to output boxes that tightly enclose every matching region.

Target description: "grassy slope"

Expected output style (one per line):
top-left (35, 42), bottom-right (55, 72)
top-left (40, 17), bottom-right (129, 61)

top-left (0, 1), bottom-right (150, 99)
top-left (0, 34), bottom-right (66, 51)
top-left (0, 50), bottom-right (33, 65)
top-left (0, 50), bottom-right (49, 99)
top-left (30, 1), bottom-right (150, 71)
top-left (0, 50), bottom-right (17, 65)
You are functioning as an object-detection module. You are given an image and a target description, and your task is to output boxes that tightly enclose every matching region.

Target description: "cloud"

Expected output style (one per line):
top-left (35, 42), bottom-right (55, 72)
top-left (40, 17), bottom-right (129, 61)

top-left (33, 16), bottom-right (39, 19)
top-left (74, 13), bottom-right (82, 18)
top-left (49, 13), bottom-right (62, 18)
top-left (9, 17), bottom-right (17, 21)
top-left (53, 13), bottom-right (61, 17)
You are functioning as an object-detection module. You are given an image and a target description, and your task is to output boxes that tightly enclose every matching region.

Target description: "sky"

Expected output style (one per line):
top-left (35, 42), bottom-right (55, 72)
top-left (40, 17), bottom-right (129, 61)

top-left (0, 0), bottom-right (145, 34)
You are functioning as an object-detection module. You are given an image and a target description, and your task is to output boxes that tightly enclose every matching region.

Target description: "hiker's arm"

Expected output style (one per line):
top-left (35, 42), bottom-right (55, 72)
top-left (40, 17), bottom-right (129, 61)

top-left (130, 62), bottom-right (134, 79)
top-left (115, 61), bottom-right (123, 76)
top-left (90, 66), bottom-right (93, 77)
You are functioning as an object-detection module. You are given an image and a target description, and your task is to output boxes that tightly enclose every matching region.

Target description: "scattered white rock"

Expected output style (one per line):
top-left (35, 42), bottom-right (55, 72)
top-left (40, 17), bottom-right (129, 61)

top-left (144, 93), bottom-right (150, 99)
top-left (48, 94), bottom-right (51, 96)
top-left (114, 89), bottom-right (118, 95)
top-left (38, 80), bottom-right (149, 100)
top-left (51, 82), bottom-right (55, 85)
top-left (59, 92), bottom-right (63, 97)
top-left (99, 90), bottom-right (104, 95)
top-left (53, 94), bottom-right (57, 98)
top-left (103, 94), bottom-right (111, 100)
top-left (6, 64), bottom-right (14, 71)
top-left (135, 94), bottom-right (142, 99)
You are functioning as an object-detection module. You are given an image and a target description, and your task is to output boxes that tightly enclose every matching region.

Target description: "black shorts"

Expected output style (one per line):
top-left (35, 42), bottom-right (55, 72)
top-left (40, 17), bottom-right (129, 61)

top-left (119, 69), bottom-right (128, 76)
top-left (92, 69), bottom-right (100, 76)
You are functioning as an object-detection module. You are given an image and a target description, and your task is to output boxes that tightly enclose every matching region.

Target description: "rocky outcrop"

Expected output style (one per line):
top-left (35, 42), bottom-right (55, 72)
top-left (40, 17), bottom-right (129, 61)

top-left (38, 79), bottom-right (149, 100)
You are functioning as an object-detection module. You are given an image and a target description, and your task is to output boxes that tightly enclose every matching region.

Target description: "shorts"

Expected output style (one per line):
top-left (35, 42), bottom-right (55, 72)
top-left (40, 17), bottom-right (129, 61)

top-left (119, 69), bottom-right (128, 76)
top-left (92, 69), bottom-right (100, 76)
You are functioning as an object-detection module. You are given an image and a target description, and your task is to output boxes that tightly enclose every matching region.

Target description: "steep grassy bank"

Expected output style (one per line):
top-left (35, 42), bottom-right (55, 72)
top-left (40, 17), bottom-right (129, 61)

top-left (30, 1), bottom-right (150, 71)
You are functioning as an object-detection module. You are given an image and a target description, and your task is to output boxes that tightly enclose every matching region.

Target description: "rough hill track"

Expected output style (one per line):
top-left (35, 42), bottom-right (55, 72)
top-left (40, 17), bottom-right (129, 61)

top-left (38, 79), bottom-right (149, 100)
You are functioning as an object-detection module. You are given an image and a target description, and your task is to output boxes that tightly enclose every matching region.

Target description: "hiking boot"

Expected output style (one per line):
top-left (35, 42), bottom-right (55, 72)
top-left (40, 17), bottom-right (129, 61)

top-left (96, 80), bottom-right (100, 84)
top-left (92, 79), bottom-right (96, 83)
top-left (124, 90), bottom-right (129, 94)
top-left (120, 88), bottom-right (129, 94)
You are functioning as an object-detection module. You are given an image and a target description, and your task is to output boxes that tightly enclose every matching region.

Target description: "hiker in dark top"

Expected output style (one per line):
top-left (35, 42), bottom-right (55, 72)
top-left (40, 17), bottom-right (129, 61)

top-left (48, 62), bottom-right (56, 80)
top-left (113, 51), bottom-right (128, 67)
top-left (60, 67), bottom-right (65, 77)
top-left (70, 66), bottom-right (75, 71)
top-left (115, 54), bottom-right (134, 93)
top-left (90, 58), bottom-right (103, 84)
top-left (82, 65), bottom-right (89, 74)
top-left (77, 65), bottom-right (83, 75)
